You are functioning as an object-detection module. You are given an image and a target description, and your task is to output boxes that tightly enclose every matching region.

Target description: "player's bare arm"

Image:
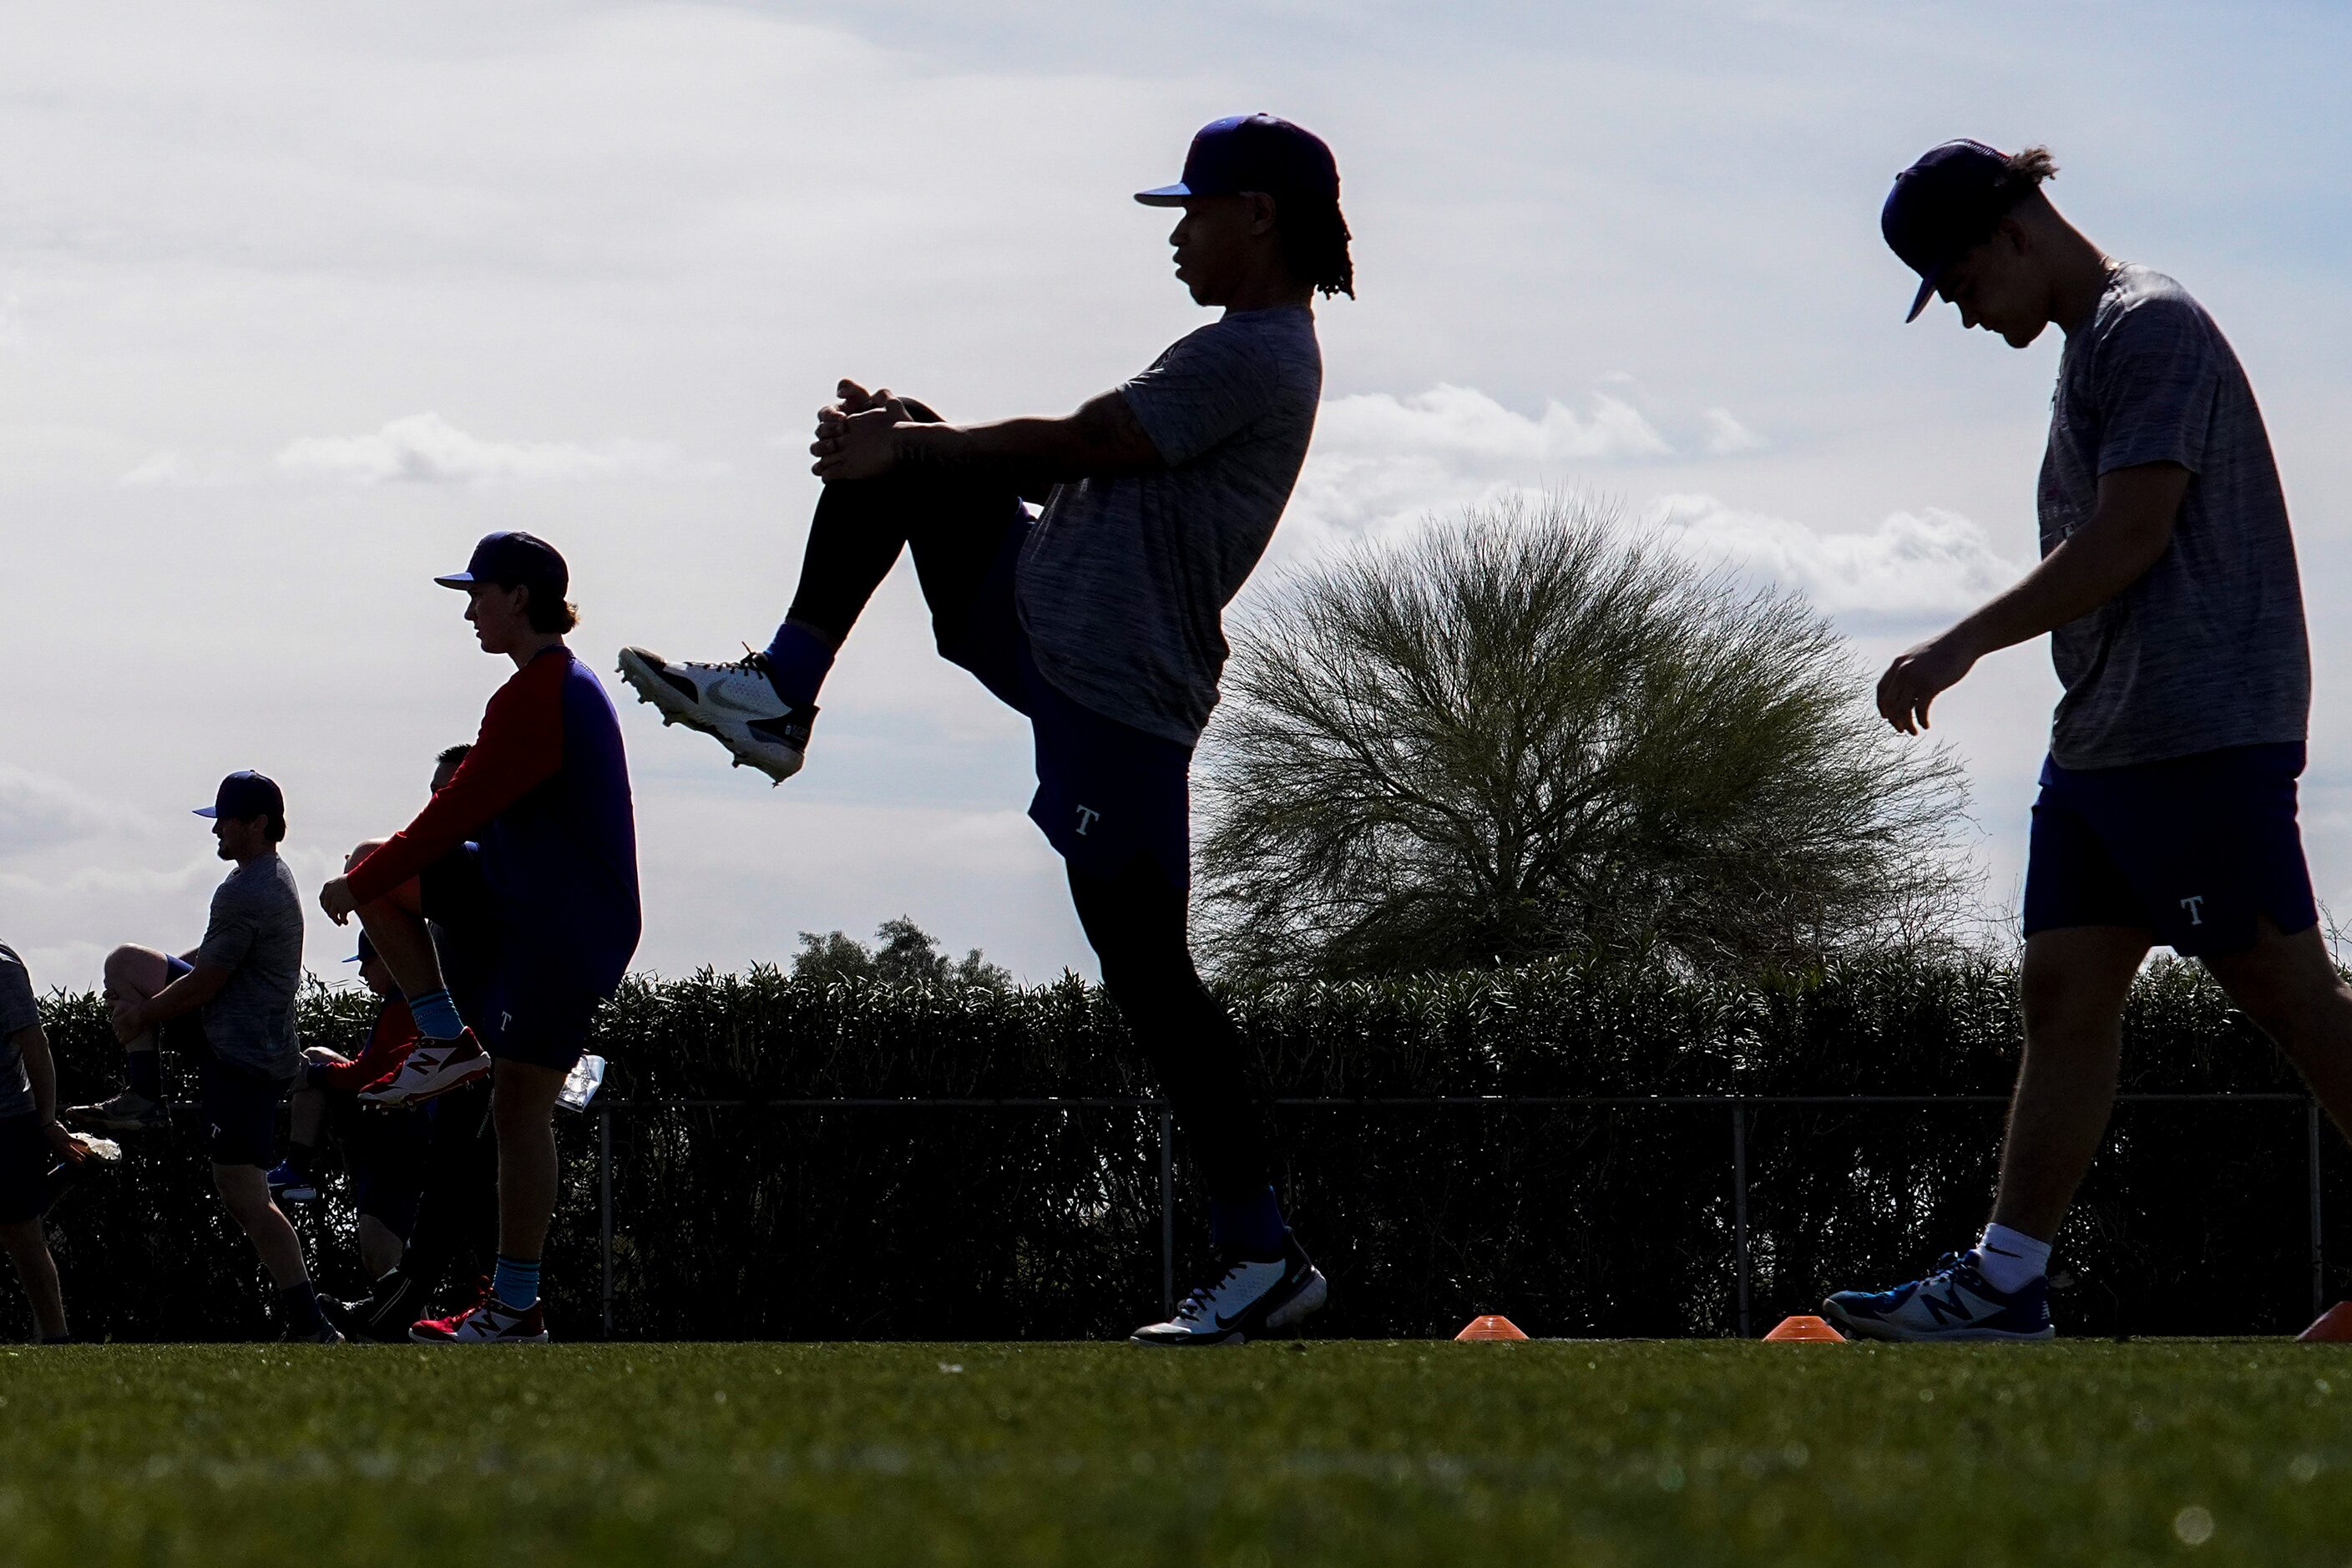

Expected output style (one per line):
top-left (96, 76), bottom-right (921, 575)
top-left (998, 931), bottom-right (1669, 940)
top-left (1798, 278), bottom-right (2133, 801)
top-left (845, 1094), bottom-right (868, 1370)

top-left (1876, 461), bottom-right (2189, 735)
top-left (811, 386), bottom-right (1161, 484)
top-left (10, 1024), bottom-right (79, 1165)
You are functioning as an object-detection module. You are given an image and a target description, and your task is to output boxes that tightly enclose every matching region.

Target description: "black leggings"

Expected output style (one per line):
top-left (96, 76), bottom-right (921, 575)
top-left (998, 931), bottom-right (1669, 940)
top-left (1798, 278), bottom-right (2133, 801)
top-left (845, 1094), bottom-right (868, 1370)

top-left (783, 451), bottom-right (1277, 1203)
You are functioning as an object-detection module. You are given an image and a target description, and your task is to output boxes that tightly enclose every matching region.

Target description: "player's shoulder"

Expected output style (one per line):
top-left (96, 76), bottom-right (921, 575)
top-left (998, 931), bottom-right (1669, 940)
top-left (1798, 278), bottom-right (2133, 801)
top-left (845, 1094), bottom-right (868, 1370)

top-left (2094, 266), bottom-right (2217, 349)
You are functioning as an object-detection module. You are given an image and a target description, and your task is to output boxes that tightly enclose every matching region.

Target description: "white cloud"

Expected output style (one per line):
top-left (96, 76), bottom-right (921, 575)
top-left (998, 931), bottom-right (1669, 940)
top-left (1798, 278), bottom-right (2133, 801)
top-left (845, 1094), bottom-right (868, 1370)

top-left (1646, 493), bottom-right (2021, 626)
top-left (0, 767), bottom-right (151, 855)
top-left (1700, 407), bottom-right (1769, 456)
top-left (276, 412), bottom-right (701, 485)
top-left (1323, 383), bottom-right (1672, 467)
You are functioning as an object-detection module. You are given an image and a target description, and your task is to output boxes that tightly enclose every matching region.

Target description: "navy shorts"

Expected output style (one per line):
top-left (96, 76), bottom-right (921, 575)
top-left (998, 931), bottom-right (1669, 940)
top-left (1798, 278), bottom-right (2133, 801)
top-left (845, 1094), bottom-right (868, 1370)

top-left (0, 1113), bottom-right (49, 1226)
top-left (200, 1056), bottom-right (286, 1169)
top-left (2021, 742), bottom-right (2317, 958)
top-left (938, 510), bottom-right (1195, 890)
top-left (164, 956), bottom-right (293, 1165)
top-left (478, 959), bottom-right (601, 1074)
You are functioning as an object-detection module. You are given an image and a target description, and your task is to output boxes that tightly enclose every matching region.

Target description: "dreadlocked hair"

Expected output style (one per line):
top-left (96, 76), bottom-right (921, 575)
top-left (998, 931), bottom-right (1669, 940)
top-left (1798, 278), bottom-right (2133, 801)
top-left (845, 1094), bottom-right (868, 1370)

top-left (1992, 145), bottom-right (2059, 213)
top-left (1279, 195), bottom-right (1355, 300)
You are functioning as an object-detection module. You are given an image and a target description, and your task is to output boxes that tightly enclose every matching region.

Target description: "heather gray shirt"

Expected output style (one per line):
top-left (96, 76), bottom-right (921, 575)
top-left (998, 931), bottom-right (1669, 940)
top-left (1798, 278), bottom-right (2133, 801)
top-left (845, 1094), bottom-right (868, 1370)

top-left (1017, 306), bottom-right (1323, 745)
top-left (0, 944), bottom-right (38, 1120)
top-left (197, 854), bottom-right (304, 1079)
top-left (2038, 265), bottom-right (2309, 769)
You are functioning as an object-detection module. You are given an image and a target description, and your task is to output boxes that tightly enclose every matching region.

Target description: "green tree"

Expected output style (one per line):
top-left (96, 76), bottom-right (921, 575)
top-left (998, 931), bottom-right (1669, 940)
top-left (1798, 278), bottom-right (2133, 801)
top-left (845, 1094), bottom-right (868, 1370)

top-left (1196, 493), bottom-right (1976, 982)
top-left (792, 917), bottom-right (1013, 990)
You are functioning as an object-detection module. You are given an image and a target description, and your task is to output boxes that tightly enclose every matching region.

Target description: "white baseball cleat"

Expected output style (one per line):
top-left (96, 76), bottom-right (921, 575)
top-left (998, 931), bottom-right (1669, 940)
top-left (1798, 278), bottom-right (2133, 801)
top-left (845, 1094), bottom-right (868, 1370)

top-left (615, 646), bottom-right (816, 785)
top-left (1130, 1232), bottom-right (1328, 1347)
top-left (360, 1032), bottom-right (492, 1107)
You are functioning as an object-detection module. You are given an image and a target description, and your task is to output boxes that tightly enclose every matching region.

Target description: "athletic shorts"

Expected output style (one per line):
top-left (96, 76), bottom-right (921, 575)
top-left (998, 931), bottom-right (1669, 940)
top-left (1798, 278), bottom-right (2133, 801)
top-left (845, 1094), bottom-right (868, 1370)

top-left (0, 1113), bottom-right (50, 1226)
top-left (938, 509), bottom-right (1195, 890)
top-left (477, 960), bottom-right (601, 1074)
top-left (2021, 741), bottom-right (2316, 958)
top-left (200, 1056), bottom-right (287, 1169)
top-left (351, 1105), bottom-right (431, 1239)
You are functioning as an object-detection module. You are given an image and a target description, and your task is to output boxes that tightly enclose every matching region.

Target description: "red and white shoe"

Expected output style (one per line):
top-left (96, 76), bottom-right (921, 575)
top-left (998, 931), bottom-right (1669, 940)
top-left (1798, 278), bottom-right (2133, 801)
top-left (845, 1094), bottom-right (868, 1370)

top-left (410, 1288), bottom-right (548, 1344)
top-left (360, 1030), bottom-right (492, 1107)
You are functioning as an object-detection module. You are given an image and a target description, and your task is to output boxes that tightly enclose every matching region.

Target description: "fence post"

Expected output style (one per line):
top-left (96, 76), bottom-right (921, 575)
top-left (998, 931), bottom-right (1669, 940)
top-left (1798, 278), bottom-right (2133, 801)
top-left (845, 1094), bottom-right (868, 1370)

top-left (1159, 1106), bottom-right (1175, 1318)
top-left (2310, 1099), bottom-right (2325, 1322)
top-left (1732, 1105), bottom-right (1750, 1338)
top-left (599, 1106), bottom-right (615, 1341)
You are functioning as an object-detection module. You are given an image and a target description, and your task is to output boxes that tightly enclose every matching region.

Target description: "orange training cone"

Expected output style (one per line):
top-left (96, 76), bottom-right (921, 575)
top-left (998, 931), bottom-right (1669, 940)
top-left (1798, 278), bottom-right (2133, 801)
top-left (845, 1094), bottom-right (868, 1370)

top-left (2298, 1303), bottom-right (2352, 1343)
top-left (1455, 1314), bottom-right (1530, 1342)
top-left (1763, 1314), bottom-right (1847, 1343)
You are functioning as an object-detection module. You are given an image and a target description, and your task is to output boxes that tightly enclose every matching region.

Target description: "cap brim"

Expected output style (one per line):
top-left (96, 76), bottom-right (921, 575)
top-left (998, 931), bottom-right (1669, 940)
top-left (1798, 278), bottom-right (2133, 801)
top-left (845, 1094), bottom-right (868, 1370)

top-left (432, 572), bottom-right (476, 589)
top-left (1134, 183), bottom-right (1192, 206)
top-left (1904, 268), bottom-right (1943, 323)
top-left (191, 807), bottom-right (219, 818)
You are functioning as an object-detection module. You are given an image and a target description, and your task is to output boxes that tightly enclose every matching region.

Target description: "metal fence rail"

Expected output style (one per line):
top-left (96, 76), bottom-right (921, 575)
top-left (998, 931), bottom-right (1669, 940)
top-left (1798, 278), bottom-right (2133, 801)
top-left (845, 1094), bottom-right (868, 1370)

top-left (586, 1090), bottom-right (2324, 1339)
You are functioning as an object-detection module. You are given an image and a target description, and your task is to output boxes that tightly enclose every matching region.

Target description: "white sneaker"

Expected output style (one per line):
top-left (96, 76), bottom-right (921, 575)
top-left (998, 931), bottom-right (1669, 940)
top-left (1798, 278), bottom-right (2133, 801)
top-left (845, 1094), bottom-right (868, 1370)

top-left (1130, 1232), bottom-right (1328, 1347)
top-left (361, 1032), bottom-right (492, 1107)
top-left (616, 646), bottom-right (816, 784)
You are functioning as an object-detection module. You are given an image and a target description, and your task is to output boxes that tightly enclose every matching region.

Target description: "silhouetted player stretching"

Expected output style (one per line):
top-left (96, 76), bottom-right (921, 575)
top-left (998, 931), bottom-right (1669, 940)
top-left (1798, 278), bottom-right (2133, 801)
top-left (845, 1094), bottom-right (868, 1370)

top-left (619, 114), bottom-right (1351, 1345)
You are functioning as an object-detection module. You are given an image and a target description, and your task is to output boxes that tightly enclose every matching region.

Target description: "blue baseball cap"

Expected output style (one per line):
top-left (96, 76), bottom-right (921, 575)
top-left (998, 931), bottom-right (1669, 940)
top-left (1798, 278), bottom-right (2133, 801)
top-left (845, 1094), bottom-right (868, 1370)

top-left (1883, 139), bottom-right (2026, 322)
top-left (1136, 114), bottom-right (1340, 207)
top-left (194, 770), bottom-right (284, 822)
top-left (434, 530), bottom-right (568, 596)
top-left (346, 933), bottom-right (376, 965)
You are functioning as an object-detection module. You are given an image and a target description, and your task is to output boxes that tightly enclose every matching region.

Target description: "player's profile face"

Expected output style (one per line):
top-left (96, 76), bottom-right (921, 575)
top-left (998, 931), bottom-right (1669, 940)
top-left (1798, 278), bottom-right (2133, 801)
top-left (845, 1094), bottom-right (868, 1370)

top-left (463, 581), bottom-right (531, 655)
top-left (1166, 194), bottom-right (1262, 306)
top-left (1936, 229), bottom-right (2048, 348)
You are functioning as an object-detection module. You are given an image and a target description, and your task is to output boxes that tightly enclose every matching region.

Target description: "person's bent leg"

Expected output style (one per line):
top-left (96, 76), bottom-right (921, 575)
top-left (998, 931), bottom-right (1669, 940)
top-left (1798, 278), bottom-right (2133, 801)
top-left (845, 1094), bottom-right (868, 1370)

top-left (0, 1219), bottom-right (66, 1341)
top-left (98, 944), bottom-right (176, 1117)
top-left (2202, 918), bottom-right (2352, 1136)
top-left (1989, 924), bottom-right (2152, 1242)
top-left (345, 839), bottom-right (463, 1041)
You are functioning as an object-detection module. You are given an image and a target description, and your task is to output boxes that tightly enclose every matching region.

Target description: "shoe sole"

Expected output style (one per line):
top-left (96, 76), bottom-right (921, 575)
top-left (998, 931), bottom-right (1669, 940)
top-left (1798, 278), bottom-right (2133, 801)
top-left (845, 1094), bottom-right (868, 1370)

top-left (1818, 1299), bottom-right (2055, 1343)
top-left (616, 648), bottom-right (803, 785)
top-left (408, 1328), bottom-right (551, 1345)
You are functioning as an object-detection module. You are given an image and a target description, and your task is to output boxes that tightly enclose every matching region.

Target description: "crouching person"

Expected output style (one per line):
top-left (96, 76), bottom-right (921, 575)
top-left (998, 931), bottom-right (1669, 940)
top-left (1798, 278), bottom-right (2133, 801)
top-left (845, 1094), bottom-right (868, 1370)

top-left (66, 771), bottom-right (340, 1343)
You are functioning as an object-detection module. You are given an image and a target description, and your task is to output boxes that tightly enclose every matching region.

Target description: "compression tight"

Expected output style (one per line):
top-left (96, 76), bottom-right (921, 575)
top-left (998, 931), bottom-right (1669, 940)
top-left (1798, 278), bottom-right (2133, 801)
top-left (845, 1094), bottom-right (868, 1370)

top-left (1067, 861), bottom-right (1277, 1204)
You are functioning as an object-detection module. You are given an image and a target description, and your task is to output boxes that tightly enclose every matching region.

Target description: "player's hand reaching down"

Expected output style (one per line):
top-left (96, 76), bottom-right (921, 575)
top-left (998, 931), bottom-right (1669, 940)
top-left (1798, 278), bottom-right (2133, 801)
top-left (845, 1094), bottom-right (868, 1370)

top-left (812, 380), bottom-right (910, 482)
top-left (1876, 630), bottom-right (1979, 736)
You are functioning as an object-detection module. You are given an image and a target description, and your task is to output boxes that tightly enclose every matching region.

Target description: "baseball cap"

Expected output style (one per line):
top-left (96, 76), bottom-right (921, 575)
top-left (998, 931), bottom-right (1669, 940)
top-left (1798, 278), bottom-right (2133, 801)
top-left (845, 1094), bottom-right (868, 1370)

top-left (1136, 114), bottom-right (1339, 207)
top-left (434, 530), bottom-right (569, 596)
top-left (194, 770), bottom-right (285, 822)
top-left (1882, 139), bottom-right (2023, 322)
top-left (346, 933), bottom-right (376, 965)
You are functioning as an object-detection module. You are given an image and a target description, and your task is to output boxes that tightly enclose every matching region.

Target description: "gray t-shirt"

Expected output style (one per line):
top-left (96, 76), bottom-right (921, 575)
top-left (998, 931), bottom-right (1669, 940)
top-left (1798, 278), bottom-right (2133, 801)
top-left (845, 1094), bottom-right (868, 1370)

top-left (197, 854), bottom-right (304, 1078)
top-left (2038, 265), bottom-right (2309, 769)
top-left (1017, 306), bottom-right (1323, 745)
top-left (0, 944), bottom-right (39, 1120)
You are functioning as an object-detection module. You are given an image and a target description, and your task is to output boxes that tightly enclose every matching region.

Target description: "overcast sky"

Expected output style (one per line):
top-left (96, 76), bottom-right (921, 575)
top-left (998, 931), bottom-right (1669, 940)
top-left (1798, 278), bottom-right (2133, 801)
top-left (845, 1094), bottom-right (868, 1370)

top-left (4, 1), bottom-right (2349, 993)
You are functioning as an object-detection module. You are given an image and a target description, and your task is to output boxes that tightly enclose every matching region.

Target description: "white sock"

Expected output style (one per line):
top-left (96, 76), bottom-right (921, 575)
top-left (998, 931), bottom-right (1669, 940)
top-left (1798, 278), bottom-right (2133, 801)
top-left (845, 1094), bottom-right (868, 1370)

top-left (1970, 1222), bottom-right (2051, 1294)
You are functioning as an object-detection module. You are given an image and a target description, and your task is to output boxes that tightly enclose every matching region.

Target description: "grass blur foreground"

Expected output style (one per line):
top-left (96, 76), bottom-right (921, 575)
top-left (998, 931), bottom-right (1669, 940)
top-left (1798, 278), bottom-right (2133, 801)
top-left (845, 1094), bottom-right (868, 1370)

top-left (0, 1341), bottom-right (2339, 1565)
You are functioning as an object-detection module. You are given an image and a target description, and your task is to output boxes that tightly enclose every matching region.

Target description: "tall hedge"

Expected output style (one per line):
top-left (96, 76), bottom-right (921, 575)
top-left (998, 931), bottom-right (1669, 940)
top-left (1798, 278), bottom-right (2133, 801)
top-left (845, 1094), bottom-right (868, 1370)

top-left (26, 953), bottom-right (2343, 1342)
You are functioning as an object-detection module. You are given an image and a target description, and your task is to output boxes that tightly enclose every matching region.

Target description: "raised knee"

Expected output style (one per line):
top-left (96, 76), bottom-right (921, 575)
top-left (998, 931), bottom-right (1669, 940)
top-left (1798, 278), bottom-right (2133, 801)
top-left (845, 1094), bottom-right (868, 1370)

top-left (346, 837), bottom-right (389, 873)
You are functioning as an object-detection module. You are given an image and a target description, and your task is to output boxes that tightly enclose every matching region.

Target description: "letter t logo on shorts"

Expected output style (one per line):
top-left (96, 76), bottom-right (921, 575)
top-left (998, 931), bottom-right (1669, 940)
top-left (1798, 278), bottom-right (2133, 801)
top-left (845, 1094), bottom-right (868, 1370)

top-left (1075, 806), bottom-right (1100, 837)
top-left (2180, 895), bottom-right (2206, 927)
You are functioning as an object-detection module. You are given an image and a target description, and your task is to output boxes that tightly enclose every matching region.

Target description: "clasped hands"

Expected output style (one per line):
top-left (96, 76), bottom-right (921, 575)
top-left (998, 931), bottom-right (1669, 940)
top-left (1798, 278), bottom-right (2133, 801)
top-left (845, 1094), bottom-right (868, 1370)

top-left (810, 379), bottom-right (909, 482)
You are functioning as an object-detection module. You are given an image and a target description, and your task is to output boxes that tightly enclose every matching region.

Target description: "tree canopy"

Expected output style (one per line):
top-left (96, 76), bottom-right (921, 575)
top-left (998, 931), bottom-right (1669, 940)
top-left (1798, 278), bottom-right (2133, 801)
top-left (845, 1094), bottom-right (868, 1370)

top-left (1195, 494), bottom-right (1977, 982)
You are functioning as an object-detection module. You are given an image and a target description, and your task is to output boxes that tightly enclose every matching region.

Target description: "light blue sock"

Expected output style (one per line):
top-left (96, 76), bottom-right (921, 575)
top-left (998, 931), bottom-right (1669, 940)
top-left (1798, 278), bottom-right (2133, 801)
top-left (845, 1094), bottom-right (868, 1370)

top-left (407, 989), bottom-right (463, 1040)
top-left (492, 1255), bottom-right (541, 1311)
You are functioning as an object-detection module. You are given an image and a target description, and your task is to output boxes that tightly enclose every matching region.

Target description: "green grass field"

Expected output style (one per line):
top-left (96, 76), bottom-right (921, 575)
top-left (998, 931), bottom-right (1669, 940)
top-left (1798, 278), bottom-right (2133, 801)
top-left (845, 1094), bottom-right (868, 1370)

top-left (0, 1339), bottom-right (2344, 1565)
